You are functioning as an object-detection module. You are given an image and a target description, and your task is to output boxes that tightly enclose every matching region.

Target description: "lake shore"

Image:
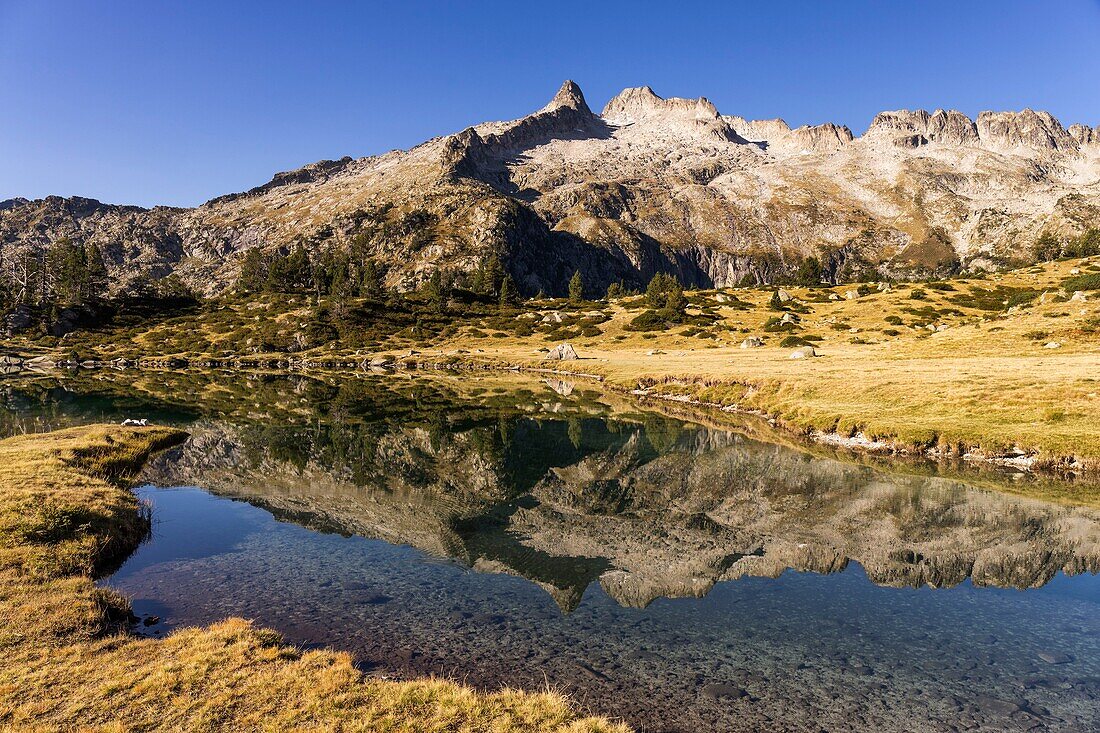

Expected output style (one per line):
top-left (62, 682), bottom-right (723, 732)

top-left (0, 424), bottom-right (628, 732)
top-left (4, 258), bottom-right (1099, 479)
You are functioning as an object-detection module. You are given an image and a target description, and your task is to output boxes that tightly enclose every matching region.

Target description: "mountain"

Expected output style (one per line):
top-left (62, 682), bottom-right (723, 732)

top-left (3, 80), bottom-right (1099, 296)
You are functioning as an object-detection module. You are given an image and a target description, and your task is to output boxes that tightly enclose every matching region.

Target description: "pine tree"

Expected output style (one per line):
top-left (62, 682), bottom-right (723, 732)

top-left (360, 259), bottom-right (384, 299)
top-left (568, 270), bottom-right (584, 303)
top-left (237, 249), bottom-right (269, 293)
top-left (83, 242), bottom-right (108, 301)
top-left (499, 274), bottom-right (518, 308)
top-left (47, 237), bottom-right (89, 305)
top-left (645, 273), bottom-right (685, 314)
top-left (1032, 232), bottom-right (1062, 262)
top-left (425, 270), bottom-right (446, 313)
top-left (484, 255), bottom-right (505, 296)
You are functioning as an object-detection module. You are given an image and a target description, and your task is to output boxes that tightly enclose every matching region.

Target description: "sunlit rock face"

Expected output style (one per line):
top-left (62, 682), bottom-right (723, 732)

top-left (4, 82), bottom-right (1100, 297)
top-left (145, 401), bottom-right (1100, 612)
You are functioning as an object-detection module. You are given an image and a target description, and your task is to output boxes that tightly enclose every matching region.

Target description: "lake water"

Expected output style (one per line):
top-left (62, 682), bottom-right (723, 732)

top-left (3, 372), bottom-right (1099, 732)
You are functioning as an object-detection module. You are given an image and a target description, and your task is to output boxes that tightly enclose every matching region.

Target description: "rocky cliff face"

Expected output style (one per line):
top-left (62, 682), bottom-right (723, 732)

top-left (3, 80), bottom-right (1099, 296)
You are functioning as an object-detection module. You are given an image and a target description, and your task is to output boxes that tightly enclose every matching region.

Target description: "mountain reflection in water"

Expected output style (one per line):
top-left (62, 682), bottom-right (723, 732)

top-left (4, 372), bottom-right (1099, 732)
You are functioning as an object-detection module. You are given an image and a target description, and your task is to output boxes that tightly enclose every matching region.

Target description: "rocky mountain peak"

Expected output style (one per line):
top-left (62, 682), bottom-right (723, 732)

top-left (602, 86), bottom-right (719, 124)
top-left (976, 108), bottom-right (1078, 151)
top-left (540, 79), bottom-right (591, 115)
top-left (1069, 123), bottom-right (1098, 147)
top-left (865, 109), bottom-right (978, 147)
top-left (601, 86), bottom-right (744, 142)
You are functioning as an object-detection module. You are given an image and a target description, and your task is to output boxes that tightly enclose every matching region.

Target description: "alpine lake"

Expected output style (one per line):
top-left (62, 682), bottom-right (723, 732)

top-left (3, 370), bottom-right (1098, 733)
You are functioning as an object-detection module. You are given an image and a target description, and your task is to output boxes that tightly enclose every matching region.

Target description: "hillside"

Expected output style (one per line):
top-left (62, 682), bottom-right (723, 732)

top-left (2, 81), bottom-right (1099, 298)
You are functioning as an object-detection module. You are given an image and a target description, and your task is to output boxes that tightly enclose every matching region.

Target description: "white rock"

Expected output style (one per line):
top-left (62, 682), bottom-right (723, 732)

top-left (1044, 341), bottom-right (1062, 349)
top-left (740, 336), bottom-right (764, 349)
top-left (545, 342), bottom-right (579, 360)
top-left (845, 290), bottom-right (859, 300)
top-left (789, 346), bottom-right (817, 359)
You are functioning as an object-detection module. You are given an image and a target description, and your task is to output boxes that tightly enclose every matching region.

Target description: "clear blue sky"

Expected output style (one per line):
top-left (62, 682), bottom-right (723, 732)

top-left (2, 0), bottom-right (1099, 208)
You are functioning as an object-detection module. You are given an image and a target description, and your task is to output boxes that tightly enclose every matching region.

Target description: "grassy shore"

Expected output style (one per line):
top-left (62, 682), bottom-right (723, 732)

top-left (7, 257), bottom-right (1100, 470)
top-left (0, 425), bottom-right (628, 732)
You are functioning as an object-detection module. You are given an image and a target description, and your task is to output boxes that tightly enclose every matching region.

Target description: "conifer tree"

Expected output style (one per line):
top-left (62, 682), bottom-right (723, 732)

top-left (568, 270), bottom-right (584, 303)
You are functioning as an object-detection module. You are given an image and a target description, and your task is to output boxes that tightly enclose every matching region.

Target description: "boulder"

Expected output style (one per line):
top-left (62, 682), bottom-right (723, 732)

top-left (545, 343), bottom-right (578, 361)
top-left (776, 289), bottom-right (793, 303)
top-left (740, 336), bottom-right (764, 349)
top-left (844, 290), bottom-right (859, 300)
top-left (779, 312), bottom-right (800, 325)
top-left (1070, 291), bottom-right (1087, 302)
top-left (3, 304), bottom-right (34, 334)
top-left (542, 311), bottom-right (564, 324)
top-left (1043, 342), bottom-right (1061, 349)
top-left (789, 346), bottom-right (817, 359)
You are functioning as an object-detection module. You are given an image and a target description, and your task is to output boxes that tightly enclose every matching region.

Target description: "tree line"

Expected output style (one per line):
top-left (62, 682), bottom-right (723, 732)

top-left (0, 237), bottom-right (108, 310)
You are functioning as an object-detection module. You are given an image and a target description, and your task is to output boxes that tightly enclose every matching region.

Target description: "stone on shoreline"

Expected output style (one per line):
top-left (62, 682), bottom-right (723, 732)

top-left (545, 343), bottom-right (579, 361)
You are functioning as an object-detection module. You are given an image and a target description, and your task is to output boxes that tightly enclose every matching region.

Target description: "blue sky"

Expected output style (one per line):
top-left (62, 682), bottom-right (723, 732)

top-left (2, 0), bottom-right (1099, 207)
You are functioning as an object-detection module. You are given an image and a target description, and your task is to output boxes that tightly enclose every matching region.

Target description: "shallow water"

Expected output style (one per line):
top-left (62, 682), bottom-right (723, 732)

top-left (4, 372), bottom-right (1100, 731)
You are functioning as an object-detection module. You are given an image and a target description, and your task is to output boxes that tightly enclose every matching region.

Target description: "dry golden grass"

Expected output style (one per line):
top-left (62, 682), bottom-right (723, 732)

top-left (442, 258), bottom-right (1100, 469)
top-left (0, 426), bottom-right (629, 733)
top-left (8, 258), bottom-right (1098, 469)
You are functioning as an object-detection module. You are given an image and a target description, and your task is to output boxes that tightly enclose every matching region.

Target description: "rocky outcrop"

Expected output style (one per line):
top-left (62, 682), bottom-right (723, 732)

top-left (976, 108), bottom-right (1079, 151)
top-left (866, 109), bottom-right (980, 147)
top-left (1069, 123), bottom-right (1098, 147)
top-left (601, 86), bottom-right (746, 143)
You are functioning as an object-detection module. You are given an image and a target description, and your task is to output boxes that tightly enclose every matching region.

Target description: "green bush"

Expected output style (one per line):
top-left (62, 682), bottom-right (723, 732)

top-left (1005, 290), bottom-right (1039, 308)
top-left (625, 310), bottom-right (670, 332)
top-left (1062, 272), bottom-right (1100, 291)
top-left (763, 317), bottom-right (798, 333)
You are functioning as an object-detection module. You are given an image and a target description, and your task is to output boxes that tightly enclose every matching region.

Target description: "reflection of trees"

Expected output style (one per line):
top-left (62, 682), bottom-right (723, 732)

top-left (643, 415), bottom-right (681, 453)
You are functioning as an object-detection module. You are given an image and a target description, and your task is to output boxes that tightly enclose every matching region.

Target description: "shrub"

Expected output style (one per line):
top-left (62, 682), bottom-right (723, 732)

top-left (1005, 290), bottom-right (1039, 308)
top-left (780, 335), bottom-right (813, 347)
top-left (1062, 272), bottom-right (1100, 291)
top-left (625, 310), bottom-right (669, 332)
top-left (909, 289), bottom-right (927, 300)
top-left (763, 316), bottom-right (797, 333)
